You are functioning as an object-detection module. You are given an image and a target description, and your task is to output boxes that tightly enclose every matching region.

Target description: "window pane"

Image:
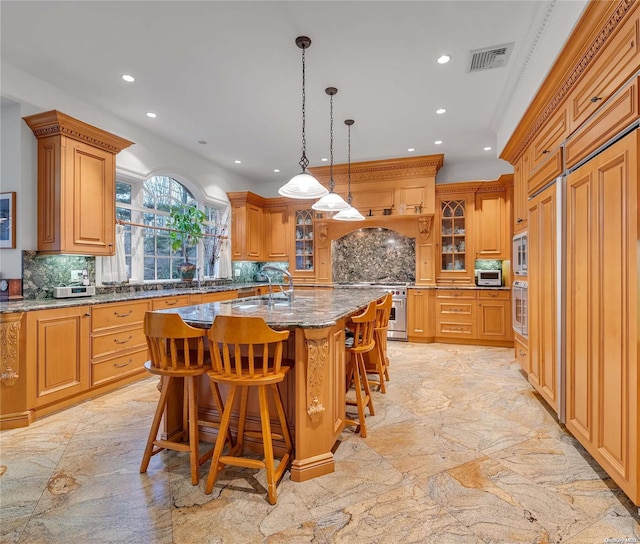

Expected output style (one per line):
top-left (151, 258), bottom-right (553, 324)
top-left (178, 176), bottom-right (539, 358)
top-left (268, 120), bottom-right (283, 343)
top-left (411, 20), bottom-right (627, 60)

top-left (115, 182), bottom-right (131, 204)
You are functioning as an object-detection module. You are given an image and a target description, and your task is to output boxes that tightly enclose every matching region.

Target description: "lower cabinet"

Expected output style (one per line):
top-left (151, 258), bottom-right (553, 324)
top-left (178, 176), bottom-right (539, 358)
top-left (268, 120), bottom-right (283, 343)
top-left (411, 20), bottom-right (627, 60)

top-left (27, 306), bottom-right (91, 407)
top-left (514, 333), bottom-right (529, 374)
top-left (90, 299), bottom-right (151, 387)
top-left (408, 288), bottom-right (512, 345)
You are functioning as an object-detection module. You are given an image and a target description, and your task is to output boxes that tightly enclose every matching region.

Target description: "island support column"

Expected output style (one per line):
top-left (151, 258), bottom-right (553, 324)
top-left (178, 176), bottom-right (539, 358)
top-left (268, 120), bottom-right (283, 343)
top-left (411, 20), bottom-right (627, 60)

top-left (290, 321), bottom-right (346, 482)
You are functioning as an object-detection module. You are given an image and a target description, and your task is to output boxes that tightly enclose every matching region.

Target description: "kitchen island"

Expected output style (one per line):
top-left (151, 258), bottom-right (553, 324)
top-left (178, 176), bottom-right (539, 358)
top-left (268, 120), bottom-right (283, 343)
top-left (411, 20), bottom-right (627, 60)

top-left (156, 287), bottom-right (387, 482)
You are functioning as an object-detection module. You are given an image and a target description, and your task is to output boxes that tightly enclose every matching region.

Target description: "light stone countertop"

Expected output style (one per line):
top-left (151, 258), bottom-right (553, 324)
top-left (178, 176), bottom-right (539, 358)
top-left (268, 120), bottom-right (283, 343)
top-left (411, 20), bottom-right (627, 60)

top-left (0, 281), bottom-right (510, 314)
top-left (156, 288), bottom-right (389, 329)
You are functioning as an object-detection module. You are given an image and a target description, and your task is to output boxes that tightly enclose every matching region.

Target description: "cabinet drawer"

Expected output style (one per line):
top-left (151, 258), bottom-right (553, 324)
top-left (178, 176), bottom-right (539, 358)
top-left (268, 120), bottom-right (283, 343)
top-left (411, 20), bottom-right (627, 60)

top-left (529, 106), bottom-right (567, 173)
top-left (477, 290), bottom-right (510, 301)
top-left (152, 296), bottom-right (191, 310)
top-left (202, 291), bottom-right (239, 303)
top-left (514, 337), bottom-right (529, 374)
top-left (437, 302), bottom-right (474, 317)
top-left (92, 300), bottom-right (150, 332)
top-left (436, 289), bottom-right (476, 299)
top-left (91, 347), bottom-right (147, 387)
top-left (568, 14), bottom-right (640, 132)
top-left (91, 326), bottom-right (147, 360)
top-left (527, 147), bottom-right (563, 196)
top-left (566, 78), bottom-right (639, 169)
top-left (436, 320), bottom-right (474, 337)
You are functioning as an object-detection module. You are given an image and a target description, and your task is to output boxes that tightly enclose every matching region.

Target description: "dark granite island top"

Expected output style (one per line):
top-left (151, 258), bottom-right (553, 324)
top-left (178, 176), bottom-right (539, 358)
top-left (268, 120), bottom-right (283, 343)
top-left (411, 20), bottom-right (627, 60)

top-left (157, 287), bottom-right (388, 329)
top-left (154, 287), bottom-right (387, 484)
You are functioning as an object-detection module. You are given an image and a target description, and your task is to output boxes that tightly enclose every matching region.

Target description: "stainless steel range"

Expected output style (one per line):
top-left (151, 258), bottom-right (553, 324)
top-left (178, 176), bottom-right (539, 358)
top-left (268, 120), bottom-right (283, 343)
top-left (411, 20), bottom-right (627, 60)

top-left (342, 283), bottom-right (408, 341)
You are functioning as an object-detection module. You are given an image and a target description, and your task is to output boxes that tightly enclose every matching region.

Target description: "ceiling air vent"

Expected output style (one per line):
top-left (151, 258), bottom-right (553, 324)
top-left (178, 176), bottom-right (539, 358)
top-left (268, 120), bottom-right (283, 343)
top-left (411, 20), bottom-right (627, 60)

top-left (468, 42), bottom-right (514, 72)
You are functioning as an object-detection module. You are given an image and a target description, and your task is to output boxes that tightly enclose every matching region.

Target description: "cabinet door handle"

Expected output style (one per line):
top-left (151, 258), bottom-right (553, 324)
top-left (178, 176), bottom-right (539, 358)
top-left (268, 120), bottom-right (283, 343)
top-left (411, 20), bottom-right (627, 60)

top-left (590, 96), bottom-right (602, 103)
top-left (542, 149), bottom-right (549, 154)
top-left (84, 313), bottom-right (90, 317)
top-left (489, 293), bottom-right (499, 297)
top-left (114, 310), bottom-right (133, 318)
top-left (114, 335), bottom-right (133, 345)
top-left (516, 218), bottom-right (524, 223)
top-left (164, 300), bottom-right (179, 306)
top-left (450, 326), bottom-right (465, 331)
top-left (113, 359), bottom-right (132, 368)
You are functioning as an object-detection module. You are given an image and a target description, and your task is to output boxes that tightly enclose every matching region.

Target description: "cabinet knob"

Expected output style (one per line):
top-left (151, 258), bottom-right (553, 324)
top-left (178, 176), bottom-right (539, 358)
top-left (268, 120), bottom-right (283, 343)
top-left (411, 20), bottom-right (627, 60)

top-left (542, 149), bottom-right (549, 155)
top-left (516, 218), bottom-right (523, 224)
top-left (84, 313), bottom-right (90, 317)
top-left (590, 96), bottom-right (602, 103)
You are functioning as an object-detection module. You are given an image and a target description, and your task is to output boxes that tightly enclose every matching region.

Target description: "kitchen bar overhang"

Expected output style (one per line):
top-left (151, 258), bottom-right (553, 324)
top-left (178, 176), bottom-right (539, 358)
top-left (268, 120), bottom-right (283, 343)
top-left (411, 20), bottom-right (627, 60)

top-left (153, 287), bottom-right (387, 482)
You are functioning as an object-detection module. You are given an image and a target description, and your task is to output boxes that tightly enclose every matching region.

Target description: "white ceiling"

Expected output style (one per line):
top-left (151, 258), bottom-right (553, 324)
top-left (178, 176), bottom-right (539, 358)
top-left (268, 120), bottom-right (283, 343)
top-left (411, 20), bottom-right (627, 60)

top-left (1, 1), bottom-right (588, 189)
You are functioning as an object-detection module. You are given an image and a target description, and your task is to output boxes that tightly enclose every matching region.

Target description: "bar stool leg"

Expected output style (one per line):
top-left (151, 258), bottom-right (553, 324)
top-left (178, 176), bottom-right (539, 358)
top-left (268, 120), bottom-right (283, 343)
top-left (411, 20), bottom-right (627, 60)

top-left (351, 354), bottom-right (369, 438)
top-left (358, 354), bottom-right (375, 416)
top-left (205, 384), bottom-right (238, 495)
top-left (140, 376), bottom-right (173, 474)
top-left (258, 385), bottom-right (277, 505)
top-left (187, 376), bottom-right (200, 485)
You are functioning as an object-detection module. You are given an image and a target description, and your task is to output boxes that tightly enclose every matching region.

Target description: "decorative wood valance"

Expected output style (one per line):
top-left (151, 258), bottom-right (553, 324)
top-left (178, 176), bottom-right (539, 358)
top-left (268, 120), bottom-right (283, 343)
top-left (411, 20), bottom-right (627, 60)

top-left (23, 110), bottom-right (134, 154)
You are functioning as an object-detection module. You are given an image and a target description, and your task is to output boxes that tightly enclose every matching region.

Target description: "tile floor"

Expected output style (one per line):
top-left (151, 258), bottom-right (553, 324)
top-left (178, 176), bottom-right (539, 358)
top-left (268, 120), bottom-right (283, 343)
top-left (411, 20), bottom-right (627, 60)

top-left (1, 342), bottom-right (638, 543)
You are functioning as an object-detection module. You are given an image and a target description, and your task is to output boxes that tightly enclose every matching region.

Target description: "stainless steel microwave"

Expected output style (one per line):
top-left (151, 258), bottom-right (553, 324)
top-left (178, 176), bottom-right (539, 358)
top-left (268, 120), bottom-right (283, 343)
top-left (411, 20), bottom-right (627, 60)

top-left (477, 269), bottom-right (502, 286)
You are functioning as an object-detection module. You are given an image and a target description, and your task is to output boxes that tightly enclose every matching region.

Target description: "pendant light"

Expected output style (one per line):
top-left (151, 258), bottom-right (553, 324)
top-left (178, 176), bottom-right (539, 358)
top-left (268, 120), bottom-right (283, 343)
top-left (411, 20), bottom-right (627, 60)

top-left (312, 87), bottom-right (349, 212)
top-left (333, 119), bottom-right (365, 221)
top-left (278, 36), bottom-right (328, 199)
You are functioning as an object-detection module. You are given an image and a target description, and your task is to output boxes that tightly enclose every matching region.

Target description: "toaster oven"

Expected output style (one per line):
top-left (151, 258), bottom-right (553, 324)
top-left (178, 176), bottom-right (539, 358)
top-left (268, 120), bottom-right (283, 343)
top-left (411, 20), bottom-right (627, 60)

top-left (477, 269), bottom-right (502, 286)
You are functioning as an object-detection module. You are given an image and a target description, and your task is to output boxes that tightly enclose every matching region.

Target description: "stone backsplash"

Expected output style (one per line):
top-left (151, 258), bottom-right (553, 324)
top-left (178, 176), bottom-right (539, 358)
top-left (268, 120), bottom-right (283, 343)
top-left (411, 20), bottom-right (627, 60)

top-left (332, 228), bottom-right (415, 283)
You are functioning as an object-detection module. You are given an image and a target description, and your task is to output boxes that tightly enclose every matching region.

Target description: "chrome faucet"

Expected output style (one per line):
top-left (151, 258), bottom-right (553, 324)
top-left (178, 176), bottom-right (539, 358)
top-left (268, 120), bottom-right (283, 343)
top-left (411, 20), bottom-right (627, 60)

top-left (261, 265), bottom-right (294, 303)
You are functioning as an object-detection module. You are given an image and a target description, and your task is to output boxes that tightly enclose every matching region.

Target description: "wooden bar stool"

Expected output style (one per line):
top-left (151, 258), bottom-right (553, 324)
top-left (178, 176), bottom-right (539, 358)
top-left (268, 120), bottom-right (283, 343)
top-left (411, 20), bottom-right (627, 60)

top-left (140, 312), bottom-right (231, 485)
top-left (345, 301), bottom-right (377, 438)
top-left (205, 316), bottom-right (293, 505)
top-left (366, 293), bottom-right (392, 392)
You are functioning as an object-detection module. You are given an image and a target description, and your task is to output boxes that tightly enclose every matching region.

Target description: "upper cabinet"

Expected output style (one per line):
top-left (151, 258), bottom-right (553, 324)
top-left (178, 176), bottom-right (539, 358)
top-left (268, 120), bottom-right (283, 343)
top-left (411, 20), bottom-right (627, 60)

top-left (228, 192), bottom-right (265, 261)
top-left (513, 153), bottom-right (528, 232)
top-left (23, 110), bottom-right (133, 255)
top-left (435, 177), bottom-right (512, 285)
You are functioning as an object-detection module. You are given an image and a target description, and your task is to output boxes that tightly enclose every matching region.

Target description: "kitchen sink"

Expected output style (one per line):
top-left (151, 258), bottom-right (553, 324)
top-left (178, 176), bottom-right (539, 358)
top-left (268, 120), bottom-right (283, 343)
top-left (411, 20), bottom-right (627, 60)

top-left (230, 296), bottom-right (291, 310)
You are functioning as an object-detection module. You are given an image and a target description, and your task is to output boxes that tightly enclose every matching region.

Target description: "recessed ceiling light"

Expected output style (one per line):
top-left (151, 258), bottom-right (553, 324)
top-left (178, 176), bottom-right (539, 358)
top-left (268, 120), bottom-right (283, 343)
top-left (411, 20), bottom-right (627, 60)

top-left (234, 160), bottom-right (242, 164)
top-left (273, 169), bottom-right (280, 173)
top-left (434, 140), bottom-right (443, 145)
top-left (321, 158), bottom-right (328, 162)
top-left (407, 148), bottom-right (415, 152)
top-left (437, 54), bottom-right (451, 64)
top-left (198, 140), bottom-right (207, 145)
top-left (122, 74), bottom-right (135, 83)
top-left (436, 108), bottom-right (447, 114)
top-left (146, 112), bottom-right (157, 118)
top-left (484, 146), bottom-right (492, 151)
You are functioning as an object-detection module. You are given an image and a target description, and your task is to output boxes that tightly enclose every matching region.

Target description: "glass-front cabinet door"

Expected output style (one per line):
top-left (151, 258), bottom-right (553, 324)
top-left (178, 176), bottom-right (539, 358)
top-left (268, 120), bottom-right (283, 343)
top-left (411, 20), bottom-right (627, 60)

top-left (294, 209), bottom-right (314, 272)
top-left (437, 195), bottom-right (473, 283)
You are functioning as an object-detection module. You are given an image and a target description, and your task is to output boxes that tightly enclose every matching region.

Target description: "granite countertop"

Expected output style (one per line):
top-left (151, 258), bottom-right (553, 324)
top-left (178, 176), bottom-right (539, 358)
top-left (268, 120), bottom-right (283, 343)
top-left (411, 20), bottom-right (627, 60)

top-left (157, 288), bottom-right (389, 329)
top-left (0, 281), bottom-right (510, 315)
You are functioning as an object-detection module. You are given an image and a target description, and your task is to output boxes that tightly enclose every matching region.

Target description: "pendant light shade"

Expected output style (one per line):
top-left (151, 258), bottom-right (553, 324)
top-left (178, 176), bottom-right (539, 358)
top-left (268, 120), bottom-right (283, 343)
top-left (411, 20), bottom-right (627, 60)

top-left (312, 87), bottom-right (349, 212)
top-left (278, 36), bottom-right (328, 200)
top-left (332, 119), bottom-right (365, 221)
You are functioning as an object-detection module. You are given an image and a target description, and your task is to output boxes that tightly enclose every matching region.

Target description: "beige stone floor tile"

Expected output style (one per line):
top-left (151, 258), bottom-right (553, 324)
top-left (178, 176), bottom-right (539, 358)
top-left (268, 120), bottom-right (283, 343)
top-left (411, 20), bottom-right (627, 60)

top-left (1, 342), bottom-right (638, 544)
top-left (423, 455), bottom-right (617, 543)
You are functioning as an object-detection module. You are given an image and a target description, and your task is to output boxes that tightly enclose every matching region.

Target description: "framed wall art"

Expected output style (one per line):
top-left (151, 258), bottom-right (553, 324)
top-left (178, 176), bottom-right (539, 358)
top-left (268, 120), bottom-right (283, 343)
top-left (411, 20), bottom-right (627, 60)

top-left (0, 192), bottom-right (16, 249)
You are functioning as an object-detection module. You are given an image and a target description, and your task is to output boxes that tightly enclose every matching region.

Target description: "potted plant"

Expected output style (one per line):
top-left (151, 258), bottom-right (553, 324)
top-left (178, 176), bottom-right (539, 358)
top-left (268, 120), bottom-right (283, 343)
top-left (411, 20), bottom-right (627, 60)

top-left (167, 204), bottom-right (207, 281)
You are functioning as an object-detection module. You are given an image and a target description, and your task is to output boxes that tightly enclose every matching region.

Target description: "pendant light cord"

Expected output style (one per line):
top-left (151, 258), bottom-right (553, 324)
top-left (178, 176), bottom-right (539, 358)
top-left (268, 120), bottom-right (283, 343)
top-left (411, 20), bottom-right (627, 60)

top-left (347, 121), bottom-right (352, 204)
top-left (329, 92), bottom-right (335, 192)
top-left (299, 46), bottom-right (309, 172)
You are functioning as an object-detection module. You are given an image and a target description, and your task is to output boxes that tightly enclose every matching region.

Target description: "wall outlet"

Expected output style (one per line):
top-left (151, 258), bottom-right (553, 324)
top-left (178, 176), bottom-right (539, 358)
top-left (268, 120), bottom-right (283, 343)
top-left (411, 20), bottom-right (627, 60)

top-left (70, 270), bottom-right (83, 283)
top-left (234, 269), bottom-right (240, 277)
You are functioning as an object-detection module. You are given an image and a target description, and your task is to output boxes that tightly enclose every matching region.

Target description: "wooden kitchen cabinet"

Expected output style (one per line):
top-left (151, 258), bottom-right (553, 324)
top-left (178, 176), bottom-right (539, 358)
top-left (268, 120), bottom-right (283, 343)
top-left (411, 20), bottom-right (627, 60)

top-left (228, 192), bottom-right (265, 261)
top-left (527, 182), bottom-right (558, 413)
top-left (514, 333), bottom-right (529, 375)
top-left (436, 194), bottom-right (474, 284)
top-left (26, 306), bottom-right (91, 407)
top-left (565, 130), bottom-right (639, 506)
top-left (407, 289), bottom-right (431, 340)
top-left (290, 206), bottom-right (315, 276)
top-left (435, 289), bottom-right (476, 340)
top-left (476, 290), bottom-right (511, 342)
top-left (151, 295), bottom-right (191, 310)
top-left (513, 153), bottom-right (528, 232)
top-left (264, 205), bottom-right (289, 260)
top-left (474, 191), bottom-right (508, 259)
top-left (23, 110), bottom-right (133, 255)
top-left (90, 300), bottom-right (150, 387)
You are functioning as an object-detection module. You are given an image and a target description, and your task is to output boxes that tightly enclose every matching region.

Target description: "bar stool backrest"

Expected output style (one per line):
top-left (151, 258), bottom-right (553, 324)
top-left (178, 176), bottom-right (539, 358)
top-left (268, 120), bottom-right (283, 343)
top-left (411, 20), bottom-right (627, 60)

top-left (375, 293), bottom-right (393, 331)
top-left (349, 301), bottom-right (377, 352)
top-left (144, 312), bottom-right (206, 371)
top-left (208, 316), bottom-right (290, 379)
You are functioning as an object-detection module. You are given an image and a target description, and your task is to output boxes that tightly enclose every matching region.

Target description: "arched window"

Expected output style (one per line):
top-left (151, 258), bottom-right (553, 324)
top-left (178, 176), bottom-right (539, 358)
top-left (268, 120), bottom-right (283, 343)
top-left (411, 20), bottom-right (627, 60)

top-left (113, 174), bottom-right (227, 282)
